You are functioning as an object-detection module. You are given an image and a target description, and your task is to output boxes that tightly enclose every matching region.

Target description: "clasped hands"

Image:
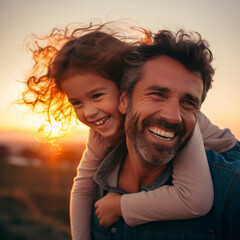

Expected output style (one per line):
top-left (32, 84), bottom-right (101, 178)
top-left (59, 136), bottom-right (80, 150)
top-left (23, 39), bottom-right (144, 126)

top-left (94, 192), bottom-right (122, 228)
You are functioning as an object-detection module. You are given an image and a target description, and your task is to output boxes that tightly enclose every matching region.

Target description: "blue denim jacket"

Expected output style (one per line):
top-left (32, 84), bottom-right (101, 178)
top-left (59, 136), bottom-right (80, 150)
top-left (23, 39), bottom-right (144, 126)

top-left (91, 142), bottom-right (240, 240)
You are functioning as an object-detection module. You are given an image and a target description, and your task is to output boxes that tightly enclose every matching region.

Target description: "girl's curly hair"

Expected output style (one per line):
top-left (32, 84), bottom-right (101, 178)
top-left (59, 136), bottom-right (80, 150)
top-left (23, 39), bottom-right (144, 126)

top-left (19, 21), bottom-right (145, 141)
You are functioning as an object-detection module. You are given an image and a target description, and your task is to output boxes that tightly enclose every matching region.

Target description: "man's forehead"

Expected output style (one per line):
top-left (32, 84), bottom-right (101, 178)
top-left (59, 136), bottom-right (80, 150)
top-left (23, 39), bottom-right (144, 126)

top-left (141, 56), bottom-right (202, 84)
top-left (135, 56), bottom-right (203, 99)
top-left (143, 56), bottom-right (200, 76)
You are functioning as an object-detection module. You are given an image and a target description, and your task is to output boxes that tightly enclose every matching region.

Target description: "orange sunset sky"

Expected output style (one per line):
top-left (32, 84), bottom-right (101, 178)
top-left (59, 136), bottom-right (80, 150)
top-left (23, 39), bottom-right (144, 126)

top-left (0, 0), bottom-right (239, 143)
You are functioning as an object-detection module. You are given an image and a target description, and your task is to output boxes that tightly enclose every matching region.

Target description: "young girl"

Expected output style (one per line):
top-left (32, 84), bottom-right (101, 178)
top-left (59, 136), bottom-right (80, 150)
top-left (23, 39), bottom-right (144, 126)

top-left (20, 23), bottom-right (237, 240)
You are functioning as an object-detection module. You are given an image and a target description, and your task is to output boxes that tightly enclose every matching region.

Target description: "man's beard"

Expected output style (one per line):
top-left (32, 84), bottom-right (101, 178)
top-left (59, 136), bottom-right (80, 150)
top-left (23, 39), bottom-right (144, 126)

top-left (125, 104), bottom-right (191, 166)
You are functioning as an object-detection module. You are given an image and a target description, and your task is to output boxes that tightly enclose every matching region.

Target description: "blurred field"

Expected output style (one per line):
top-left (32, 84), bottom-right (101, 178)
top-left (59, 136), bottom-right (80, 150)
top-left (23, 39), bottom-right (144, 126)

top-left (0, 160), bottom-right (79, 240)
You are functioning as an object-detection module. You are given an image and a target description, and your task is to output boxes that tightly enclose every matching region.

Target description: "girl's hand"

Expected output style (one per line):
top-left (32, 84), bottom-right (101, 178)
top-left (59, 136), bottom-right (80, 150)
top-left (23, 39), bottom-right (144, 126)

top-left (94, 192), bottom-right (122, 228)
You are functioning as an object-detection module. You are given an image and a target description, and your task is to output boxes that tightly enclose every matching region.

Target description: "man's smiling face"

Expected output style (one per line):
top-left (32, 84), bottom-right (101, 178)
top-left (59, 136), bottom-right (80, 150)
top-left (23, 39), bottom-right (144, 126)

top-left (119, 56), bottom-right (203, 165)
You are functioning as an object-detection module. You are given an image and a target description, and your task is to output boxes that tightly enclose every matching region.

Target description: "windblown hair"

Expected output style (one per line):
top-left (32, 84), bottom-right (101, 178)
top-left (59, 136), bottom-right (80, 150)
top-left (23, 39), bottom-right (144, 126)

top-left (50, 31), bottom-right (132, 89)
top-left (122, 29), bottom-right (215, 102)
top-left (19, 22), bottom-right (139, 141)
top-left (19, 23), bottom-right (214, 141)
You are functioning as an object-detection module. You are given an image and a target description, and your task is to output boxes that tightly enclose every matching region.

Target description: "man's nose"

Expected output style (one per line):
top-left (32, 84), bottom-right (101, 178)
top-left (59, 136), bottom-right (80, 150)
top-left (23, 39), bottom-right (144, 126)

top-left (160, 100), bottom-right (182, 124)
top-left (84, 104), bottom-right (98, 120)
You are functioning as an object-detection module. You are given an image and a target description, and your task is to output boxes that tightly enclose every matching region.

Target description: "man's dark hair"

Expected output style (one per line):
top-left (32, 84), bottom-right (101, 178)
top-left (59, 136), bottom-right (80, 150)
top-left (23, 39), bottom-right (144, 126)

top-left (122, 29), bottom-right (214, 102)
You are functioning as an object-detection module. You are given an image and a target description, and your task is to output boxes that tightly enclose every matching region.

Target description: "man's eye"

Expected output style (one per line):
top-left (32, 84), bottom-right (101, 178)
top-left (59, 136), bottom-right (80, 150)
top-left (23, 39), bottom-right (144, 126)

top-left (184, 101), bottom-right (195, 106)
top-left (92, 93), bottom-right (104, 99)
top-left (183, 100), bottom-right (199, 109)
top-left (148, 92), bottom-right (165, 98)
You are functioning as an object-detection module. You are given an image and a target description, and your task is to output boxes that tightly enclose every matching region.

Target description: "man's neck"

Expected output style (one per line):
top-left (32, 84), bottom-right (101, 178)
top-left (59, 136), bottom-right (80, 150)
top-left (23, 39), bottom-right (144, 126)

top-left (118, 138), bottom-right (167, 193)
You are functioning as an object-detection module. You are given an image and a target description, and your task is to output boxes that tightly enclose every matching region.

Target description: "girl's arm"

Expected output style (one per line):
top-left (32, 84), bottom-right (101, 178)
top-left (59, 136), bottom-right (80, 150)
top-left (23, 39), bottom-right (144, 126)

top-left (95, 113), bottom-right (237, 226)
top-left (120, 123), bottom-right (212, 225)
top-left (70, 130), bottom-right (115, 240)
top-left (198, 112), bottom-right (237, 152)
top-left (95, 123), bottom-right (213, 226)
top-left (120, 113), bottom-right (237, 226)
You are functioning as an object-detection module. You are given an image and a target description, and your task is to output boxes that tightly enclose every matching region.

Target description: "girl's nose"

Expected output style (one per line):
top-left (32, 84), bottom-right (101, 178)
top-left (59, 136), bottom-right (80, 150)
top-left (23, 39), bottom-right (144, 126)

top-left (84, 104), bottom-right (98, 120)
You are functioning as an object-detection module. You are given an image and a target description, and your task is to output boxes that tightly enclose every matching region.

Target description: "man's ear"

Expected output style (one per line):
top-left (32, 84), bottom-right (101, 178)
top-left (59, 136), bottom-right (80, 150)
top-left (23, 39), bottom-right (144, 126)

top-left (118, 91), bottom-right (128, 114)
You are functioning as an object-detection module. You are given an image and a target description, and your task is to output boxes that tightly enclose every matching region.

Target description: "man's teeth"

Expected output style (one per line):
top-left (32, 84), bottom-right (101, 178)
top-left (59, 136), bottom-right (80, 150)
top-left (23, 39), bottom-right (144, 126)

top-left (94, 117), bottom-right (109, 126)
top-left (149, 127), bottom-right (174, 139)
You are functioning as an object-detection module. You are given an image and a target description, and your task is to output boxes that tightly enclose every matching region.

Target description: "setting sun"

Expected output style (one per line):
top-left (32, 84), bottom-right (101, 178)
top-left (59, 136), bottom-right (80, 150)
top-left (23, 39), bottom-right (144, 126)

top-left (0, 0), bottom-right (239, 144)
top-left (0, 1), bottom-right (239, 240)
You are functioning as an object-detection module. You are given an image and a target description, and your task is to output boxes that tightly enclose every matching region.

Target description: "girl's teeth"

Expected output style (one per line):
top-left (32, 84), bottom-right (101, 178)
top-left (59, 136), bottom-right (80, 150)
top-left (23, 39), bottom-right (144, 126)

top-left (95, 117), bottom-right (109, 126)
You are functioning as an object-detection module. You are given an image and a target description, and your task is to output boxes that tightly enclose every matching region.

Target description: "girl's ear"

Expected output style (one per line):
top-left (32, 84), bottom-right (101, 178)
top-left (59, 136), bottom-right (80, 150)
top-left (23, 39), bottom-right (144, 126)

top-left (118, 91), bottom-right (127, 114)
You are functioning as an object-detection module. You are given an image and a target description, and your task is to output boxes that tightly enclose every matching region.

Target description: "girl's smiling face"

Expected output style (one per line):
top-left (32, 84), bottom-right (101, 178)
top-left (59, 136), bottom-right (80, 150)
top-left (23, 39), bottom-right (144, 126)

top-left (61, 72), bottom-right (124, 138)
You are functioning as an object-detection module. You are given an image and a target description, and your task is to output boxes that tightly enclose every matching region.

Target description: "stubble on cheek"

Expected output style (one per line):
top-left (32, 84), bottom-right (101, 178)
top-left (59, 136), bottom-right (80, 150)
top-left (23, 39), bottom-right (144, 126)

top-left (124, 105), bottom-right (190, 166)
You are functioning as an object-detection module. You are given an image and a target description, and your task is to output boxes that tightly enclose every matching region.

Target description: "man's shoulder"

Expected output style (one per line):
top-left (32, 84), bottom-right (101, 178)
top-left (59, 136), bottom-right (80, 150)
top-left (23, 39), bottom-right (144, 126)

top-left (205, 142), bottom-right (240, 239)
top-left (206, 141), bottom-right (240, 173)
top-left (205, 142), bottom-right (240, 208)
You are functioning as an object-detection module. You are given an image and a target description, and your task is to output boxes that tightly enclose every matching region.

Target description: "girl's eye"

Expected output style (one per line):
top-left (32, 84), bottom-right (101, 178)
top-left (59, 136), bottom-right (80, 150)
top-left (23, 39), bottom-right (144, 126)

top-left (92, 93), bottom-right (104, 99)
top-left (71, 101), bottom-right (83, 108)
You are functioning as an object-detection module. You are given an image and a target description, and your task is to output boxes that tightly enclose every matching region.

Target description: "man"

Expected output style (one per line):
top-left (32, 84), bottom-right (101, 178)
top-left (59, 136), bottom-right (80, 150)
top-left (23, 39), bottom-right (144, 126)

top-left (91, 30), bottom-right (240, 239)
